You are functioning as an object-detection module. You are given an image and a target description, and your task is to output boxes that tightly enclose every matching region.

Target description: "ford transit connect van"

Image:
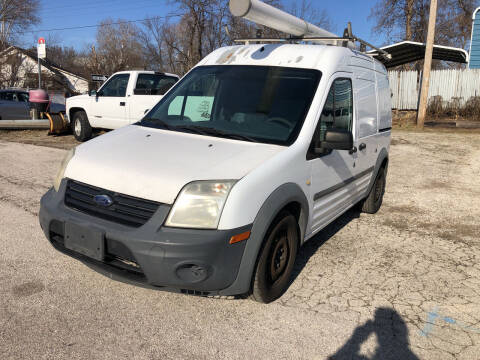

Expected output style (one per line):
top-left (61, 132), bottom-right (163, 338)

top-left (39, 43), bottom-right (391, 303)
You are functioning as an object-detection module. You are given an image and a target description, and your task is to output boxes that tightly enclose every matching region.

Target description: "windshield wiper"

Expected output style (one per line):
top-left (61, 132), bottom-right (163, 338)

top-left (218, 132), bottom-right (259, 143)
top-left (141, 118), bottom-right (174, 130)
top-left (177, 126), bottom-right (259, 143)
top-left (173, 125), bottom-right (211, 136)
top-left (140, 122), bottom-right (259, 143)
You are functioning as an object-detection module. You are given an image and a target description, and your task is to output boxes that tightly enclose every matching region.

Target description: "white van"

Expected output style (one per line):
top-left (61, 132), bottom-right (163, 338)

top-left (40, 43), bottom-right (391, 303)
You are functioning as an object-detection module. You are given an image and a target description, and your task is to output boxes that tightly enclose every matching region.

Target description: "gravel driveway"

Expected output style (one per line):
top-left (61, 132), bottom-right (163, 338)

top-left (0, 130), bottom-right (479, 359)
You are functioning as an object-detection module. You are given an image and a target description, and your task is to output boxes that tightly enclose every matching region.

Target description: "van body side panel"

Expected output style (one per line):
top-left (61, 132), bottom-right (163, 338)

top-left (352, 59), bottom-right (378, 139)
top-left (219, 182), bottom-right (309, 296)
top-left (375, 71), bottom-right (393, 131)
top-left (218, 144), bottom-right (310, 230)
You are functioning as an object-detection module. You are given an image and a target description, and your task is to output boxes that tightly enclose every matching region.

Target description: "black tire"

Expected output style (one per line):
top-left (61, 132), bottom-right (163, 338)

top-left (250, 211), bottom-right (299, 303)
top-left (361, 166), bottom-right (387, 214)
top-left (72, 111), bottom-right (92, 142)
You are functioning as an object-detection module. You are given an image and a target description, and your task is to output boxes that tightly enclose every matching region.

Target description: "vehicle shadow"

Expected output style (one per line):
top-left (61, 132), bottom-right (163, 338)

top-left (328, 307), bottom-right (419, 360)
top-left (289, 207), bottom-right (361, 285)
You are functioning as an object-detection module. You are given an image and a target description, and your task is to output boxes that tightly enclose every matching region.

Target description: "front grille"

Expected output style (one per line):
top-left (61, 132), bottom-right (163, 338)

top-left (64, 180), bottom-right (161, 227)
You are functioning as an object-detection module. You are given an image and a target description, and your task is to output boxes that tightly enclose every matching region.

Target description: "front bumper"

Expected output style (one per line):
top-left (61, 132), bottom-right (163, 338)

top-left (39, 179), bottom-right (250, 295)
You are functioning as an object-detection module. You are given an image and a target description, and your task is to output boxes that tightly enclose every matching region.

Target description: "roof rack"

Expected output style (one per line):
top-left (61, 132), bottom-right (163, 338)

top-left (233, 23), bottom-right (392, 61)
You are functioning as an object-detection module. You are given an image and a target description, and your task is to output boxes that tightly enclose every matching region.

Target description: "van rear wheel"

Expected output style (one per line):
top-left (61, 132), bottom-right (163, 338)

top-left (361, 166), bottom-right (387, 214)
top-left (72, 111), bottom-right (92, 142)
top-left (250, 211), bottom-right (298, 303)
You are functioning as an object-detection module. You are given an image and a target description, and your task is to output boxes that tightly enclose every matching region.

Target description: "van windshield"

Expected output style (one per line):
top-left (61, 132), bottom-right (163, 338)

top-left (138, 65), bottom-right (321, 146)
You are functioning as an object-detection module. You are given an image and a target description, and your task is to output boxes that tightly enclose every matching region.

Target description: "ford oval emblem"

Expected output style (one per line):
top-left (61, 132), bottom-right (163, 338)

top-left (93, 194), bottom-right (113, 207)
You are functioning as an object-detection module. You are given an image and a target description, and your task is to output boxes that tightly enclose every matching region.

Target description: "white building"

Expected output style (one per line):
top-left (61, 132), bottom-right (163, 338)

top-left (0, 46), bottom-right (89, 94)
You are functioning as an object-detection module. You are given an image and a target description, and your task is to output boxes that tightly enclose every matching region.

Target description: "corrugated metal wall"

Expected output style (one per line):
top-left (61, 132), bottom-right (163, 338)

top-left (388, 69), bottom-right (480, 110)
top-left (470, 8), bottom-right (480, 69)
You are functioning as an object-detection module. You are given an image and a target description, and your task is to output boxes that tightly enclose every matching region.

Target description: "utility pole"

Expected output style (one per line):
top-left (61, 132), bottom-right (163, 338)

top-left (417, 0), bottom-right (438, 129)
top-left (37, 53), bottom-right (41, 89)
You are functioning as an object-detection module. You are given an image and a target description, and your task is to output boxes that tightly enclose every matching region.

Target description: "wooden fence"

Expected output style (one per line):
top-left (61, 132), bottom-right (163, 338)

top-left (388, 69), bottom-right (480, 110)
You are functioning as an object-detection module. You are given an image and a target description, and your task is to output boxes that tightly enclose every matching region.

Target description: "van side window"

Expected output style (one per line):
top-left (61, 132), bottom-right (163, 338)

top-left (308, 78), bottom-right (353, 159)
top-left (318, 78), bottom-right (353, 141)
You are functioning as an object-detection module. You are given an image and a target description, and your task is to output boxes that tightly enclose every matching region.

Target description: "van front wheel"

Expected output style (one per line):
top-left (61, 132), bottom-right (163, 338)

top-left (250, 211), bottom-right (298, 303)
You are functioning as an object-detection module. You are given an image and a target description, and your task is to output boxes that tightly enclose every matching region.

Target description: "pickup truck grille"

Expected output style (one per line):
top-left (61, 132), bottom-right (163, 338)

top-left (64, 180), bottom-right (161, 227)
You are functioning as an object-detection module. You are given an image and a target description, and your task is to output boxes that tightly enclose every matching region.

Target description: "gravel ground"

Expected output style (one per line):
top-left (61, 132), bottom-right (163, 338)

top-left (0, 130), bottom-right (479, 359)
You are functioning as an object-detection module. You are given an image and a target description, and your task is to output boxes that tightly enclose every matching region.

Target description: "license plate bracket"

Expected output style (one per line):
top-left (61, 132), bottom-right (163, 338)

top-left (64, 222), bottom-right (104, 261)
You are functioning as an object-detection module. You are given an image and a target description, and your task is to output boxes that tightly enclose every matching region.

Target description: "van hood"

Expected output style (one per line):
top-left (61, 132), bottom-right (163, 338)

top-left (65, 125), bottom-right (285, 204)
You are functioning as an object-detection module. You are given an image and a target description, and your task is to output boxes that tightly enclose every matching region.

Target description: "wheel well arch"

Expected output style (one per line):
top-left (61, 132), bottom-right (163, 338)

top-left (277, 201), bottom-right (306, 244)
top-left (218, 182), bottom-right (309, 296)
top-left (380, 156), bottom-right (389, 169)
top-left (69, 107), bottom-right (85, 123)
top-left (365, 148), bottom-right (389, 197)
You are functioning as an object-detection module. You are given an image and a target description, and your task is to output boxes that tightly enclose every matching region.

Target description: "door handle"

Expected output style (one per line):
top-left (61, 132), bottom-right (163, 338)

top-left (349, 146), bottom-right (357, 155)
top-left (359, 143), bottom-right (367, 151)
top-left (120, 102), bottom-right (126, 106)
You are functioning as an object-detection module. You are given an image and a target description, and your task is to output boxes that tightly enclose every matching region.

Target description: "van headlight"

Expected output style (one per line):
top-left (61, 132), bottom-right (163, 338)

top-left (53, 148), bottom-right (75, 192)
top-left (165, 181), bottom-right (236, 229)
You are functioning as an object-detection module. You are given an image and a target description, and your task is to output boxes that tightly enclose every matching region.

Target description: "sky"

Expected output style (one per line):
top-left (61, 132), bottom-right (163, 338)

top-left (19, 0), bottom-right (386, 51)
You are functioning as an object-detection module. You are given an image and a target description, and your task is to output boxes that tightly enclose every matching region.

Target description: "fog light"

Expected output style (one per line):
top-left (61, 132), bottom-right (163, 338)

top-left (176, 264), bottom-right (209, 283)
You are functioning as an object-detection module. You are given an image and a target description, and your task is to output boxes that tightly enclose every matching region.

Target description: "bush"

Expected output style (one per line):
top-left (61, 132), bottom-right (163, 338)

top-left (460, 97), bottom-right (480, 120)
top-left (427, 96), bottom-right (480, 121)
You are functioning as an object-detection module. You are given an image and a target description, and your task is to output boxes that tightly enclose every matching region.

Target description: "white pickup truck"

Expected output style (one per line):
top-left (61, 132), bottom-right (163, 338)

top-left (66, 70), bottom-right (179, 141)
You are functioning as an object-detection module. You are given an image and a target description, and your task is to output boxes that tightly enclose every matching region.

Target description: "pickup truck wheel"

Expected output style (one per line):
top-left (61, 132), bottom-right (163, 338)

top-left (72, 111), bottom-right (92, 142)
top-left (361, 166), bottom-right (387, 214)
top-left (250, 211), bottom-right (298, 303)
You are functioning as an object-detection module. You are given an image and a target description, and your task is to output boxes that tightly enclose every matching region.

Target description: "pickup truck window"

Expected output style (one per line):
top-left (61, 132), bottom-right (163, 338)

top-left (139, 65), bottom-right (321, 146)
top-left (0, 92), bottom-right (14, 101)
top-left (18, 92), bottom-right (29, 102)
top-left (99, 74), bottom-right (130, 97)
top-left (134, 74), bottom-right (178, 95)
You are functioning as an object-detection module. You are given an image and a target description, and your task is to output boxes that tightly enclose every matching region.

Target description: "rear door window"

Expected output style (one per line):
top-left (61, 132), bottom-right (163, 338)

top-left (18, 93), bottom-right (29, 102)
top-left (134, 74), bottom-right (178, 95)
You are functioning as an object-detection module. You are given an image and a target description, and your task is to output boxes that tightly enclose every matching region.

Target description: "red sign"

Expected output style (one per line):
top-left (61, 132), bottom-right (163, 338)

top-left (38, 37), bottom-right (45, 44)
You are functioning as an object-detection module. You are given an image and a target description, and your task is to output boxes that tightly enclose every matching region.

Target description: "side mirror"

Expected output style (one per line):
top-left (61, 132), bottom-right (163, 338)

top-left (89, 90), bottom-right (97, 97)
top-left (315, 129), bottom-right (353, 152)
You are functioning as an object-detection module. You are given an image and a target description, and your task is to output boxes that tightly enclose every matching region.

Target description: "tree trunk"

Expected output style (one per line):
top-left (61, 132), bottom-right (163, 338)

top-left (405, 0), bottom-right (414, 41)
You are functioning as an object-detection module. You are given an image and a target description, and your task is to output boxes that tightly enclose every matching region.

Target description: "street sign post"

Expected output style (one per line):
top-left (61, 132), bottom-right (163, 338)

top-left (37, 37), bottom-right (46, 88)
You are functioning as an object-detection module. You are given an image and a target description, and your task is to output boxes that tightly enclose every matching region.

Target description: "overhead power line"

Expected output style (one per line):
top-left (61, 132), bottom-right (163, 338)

top-left (36, 0), bottom-right (161, 17)
top-left (20, 14), bottom-right (182, 34)
top-left (36, 0), bottom-right (157, 13)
